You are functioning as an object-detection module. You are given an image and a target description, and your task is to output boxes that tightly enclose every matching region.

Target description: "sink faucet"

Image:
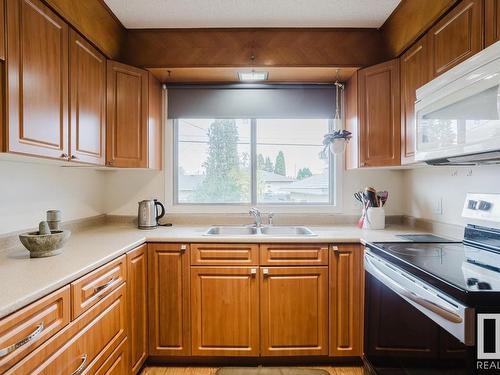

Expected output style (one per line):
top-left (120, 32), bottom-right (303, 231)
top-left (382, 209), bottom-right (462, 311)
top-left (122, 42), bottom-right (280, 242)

top-left (249, 208), bottom-right (262, 227)
top-left (268, 212), bottom-right (275, 225)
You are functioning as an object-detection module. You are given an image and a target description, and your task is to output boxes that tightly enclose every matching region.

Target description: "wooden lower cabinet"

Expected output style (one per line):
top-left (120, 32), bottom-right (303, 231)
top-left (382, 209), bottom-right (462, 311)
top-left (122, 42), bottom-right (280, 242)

top-left (190, 267), bottom-right (260, 356)
top-left (0, 286), bottom-right (70, 373)
top-left (260, 266), bottom-right (329, 356)
top-left (329, 244), bottom-right (363, 357)
top-left (95, 338), bottom-right (129, 375)
top-left (6, 283), bottom-right (127, 374)
top-left (127, 245), bottom-right (148, 374)
top-left (148, 243), bottom-right (191, 356)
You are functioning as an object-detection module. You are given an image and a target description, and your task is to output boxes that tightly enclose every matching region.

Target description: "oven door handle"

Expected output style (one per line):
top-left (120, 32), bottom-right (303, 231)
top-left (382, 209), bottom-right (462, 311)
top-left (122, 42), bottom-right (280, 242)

top-left (365, 254), bottom-right (463, 324)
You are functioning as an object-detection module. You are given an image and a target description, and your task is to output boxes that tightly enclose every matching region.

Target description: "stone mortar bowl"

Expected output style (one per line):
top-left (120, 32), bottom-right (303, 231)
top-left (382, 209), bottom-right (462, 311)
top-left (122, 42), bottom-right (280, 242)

top-left (19, 230), bottom-right (71, 258)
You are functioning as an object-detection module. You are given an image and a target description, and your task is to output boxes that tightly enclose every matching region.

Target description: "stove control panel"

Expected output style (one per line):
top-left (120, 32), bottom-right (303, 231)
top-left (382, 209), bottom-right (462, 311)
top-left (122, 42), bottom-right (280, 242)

top-left (463, 193), bottom-right (500, 222)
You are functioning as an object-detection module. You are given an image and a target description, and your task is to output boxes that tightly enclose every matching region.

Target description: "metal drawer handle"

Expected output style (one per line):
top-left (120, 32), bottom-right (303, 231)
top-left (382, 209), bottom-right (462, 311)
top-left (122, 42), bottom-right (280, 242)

top-left (250, 268), bottom-right (257, 276)
top-left (70, 354), bottom-right (88, 375)
top-left (365, 255), bottom-right (463, 323)
top-left (262, 268), bottom-right (269, 277)
top-left (0, 322), bottom-right (44, 357)
top-left (94, 277), bottom-right (116, 294)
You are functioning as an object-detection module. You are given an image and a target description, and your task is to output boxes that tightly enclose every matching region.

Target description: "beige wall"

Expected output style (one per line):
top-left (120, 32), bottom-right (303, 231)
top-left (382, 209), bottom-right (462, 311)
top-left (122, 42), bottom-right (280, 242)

top-left (0, 159), bottom-right (106, 235)
top-left (4, 155), bottom-right (498, 236)
top-left (402, 165), bottom-right (500, 227)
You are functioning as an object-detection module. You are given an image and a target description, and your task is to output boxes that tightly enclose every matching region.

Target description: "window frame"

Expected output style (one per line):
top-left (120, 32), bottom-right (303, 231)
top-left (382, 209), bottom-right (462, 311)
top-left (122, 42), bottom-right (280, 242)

top-left (166, 118), bottom-right (343, 213)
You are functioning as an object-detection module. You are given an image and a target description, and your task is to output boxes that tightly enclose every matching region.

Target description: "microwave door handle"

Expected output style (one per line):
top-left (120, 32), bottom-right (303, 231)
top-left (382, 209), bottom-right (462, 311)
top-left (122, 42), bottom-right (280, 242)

top-left (365, 255), bottom-right (463, 324)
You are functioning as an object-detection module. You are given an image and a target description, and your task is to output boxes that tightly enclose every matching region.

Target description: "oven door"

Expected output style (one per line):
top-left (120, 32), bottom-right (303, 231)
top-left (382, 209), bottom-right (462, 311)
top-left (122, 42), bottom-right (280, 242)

top-left (364, 249), bottom-right (475, 346)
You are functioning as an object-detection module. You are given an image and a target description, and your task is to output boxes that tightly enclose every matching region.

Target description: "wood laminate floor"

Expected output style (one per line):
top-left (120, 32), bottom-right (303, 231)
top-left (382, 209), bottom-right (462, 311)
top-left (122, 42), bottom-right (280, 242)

top-left (141, 366), bottom-right (366, 375)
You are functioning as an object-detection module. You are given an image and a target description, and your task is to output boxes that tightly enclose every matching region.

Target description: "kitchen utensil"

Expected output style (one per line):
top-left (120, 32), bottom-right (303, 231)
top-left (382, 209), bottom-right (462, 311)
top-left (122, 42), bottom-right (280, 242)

top-left (138, 199), bottom-right (165, 229)
top-left (364, 187), bottom-right (378, 207)
top-left (377, 191), bottom-right (389, 207)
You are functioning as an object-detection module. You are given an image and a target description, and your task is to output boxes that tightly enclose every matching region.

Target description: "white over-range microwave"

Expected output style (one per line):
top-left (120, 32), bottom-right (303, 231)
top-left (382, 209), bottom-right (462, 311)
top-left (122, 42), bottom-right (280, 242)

top-left (415, 40), bottom-right (500, 165)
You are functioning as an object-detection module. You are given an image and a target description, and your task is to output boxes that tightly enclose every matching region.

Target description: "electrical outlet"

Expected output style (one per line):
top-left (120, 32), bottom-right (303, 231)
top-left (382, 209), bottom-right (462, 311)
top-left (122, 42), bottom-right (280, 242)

top-left (433, 197), bottom-right (443, 215)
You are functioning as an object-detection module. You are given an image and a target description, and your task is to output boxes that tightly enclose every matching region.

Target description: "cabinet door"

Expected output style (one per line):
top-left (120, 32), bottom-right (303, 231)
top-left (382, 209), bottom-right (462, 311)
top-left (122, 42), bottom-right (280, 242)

top-left (486, 0), bottom-right (500, 46)
top-left (428, 0), bottom-right (483, 78)
top-left (400, 38), bottom-right (430, 165)
top-left (6, 0), bottom-right (69, 159)
top-left (260, 266), bottom-right (328, 356)
top-left (148, 243), bottom-right (190, 356)
top-left (0, 0), bottom-right (4, 61)
top-left (364, 273), bottom-right (440, 359)
top-left (127, 244), bottom-right (148, 374)
top-left (358, 59), bottom-right (401, 167)
top-left (191, 267), bottom-right (260, 356)
top-left (106, 60), bottom-right (148, 168)
top-left (69, 29), bottom-right (106, 165)
top-left (329, 244), bottom-right (363, 357)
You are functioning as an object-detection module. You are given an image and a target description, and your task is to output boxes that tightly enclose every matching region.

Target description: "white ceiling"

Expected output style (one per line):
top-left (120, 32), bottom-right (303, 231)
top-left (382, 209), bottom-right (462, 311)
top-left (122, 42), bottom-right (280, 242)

top-left (104, 0), bottom-right (401, 29)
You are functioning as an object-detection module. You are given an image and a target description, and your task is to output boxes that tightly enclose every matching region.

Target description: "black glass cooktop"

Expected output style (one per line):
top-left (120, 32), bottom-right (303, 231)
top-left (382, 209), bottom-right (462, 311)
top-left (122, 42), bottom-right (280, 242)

top-left (370, 242), bottom-right (500, 293)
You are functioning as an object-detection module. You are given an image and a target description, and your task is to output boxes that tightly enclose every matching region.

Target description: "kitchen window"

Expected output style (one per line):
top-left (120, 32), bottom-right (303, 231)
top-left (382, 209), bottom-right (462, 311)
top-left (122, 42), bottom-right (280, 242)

top-left (174, 118), bottom-right (337, 206)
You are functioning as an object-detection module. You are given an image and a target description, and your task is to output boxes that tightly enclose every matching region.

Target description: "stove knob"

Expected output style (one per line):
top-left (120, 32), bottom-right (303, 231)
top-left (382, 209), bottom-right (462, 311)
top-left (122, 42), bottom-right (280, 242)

top-left (477, 200), bottom-right (492, 211)
top-left (477, 282), bottom-right (492, 290)
top-left (467, 200), bottom-right (478, 210)
top-left (467, 278), bottom-right (479, 286)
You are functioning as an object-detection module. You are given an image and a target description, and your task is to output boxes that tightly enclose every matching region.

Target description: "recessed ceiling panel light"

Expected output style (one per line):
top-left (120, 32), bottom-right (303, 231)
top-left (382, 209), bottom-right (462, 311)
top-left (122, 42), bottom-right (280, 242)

top-left (238, 71), bottom-right (268, 81)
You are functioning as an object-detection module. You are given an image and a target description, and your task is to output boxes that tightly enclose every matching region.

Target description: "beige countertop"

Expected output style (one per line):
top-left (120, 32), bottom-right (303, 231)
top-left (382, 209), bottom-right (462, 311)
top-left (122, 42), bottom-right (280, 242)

top-left (0, 222), bottom-right (458, 319)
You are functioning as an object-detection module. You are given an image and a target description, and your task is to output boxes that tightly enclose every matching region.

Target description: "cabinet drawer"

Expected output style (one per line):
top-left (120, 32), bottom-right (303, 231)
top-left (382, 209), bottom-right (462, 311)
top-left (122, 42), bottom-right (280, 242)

top-left (0, 286), bottom-right (70, 373)
top-left (71, 255), bottom-right (126, 319)
top-left (94, 338), bottom-right (128, 375)
top-left (260, 244), bottom-right (329, 265)
top-left (191, 244), bottom-right (259, 265)
top-left (7, 283), bottom-right (127, 374)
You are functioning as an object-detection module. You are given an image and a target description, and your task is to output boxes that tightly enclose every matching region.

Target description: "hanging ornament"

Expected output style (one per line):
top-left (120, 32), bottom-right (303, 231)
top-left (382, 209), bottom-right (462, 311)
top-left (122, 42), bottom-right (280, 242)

top-left (320, 70), bottom-right (352, 158)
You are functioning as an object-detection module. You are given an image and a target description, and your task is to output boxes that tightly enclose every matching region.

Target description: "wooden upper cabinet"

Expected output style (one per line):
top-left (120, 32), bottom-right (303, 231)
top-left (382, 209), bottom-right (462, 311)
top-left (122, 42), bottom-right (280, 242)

top-left (5, 0), bottom-right (69, 159)
top-left (148, 243), bottom-right (190, 356)
top-left (329, 244), bottom-right (363, 357)
top-left (400, 38), bottom-right (430, 165)
top-left (485, 0), bottom-right (500, 46)
top-left (427, 0), bottom-right (483, 78)
top-left (190, 267), bottom-right (260, 356)
top-left (0, 0), bottom-right (5, 61)
top-left (357, 59), bottom-right (401, 167)
top-left (106, 60), bottom-right (162, 169)
top-left (69, 29), bottom-right (106, 165)
top-left (127, 245), bottom-right (148, 374)
top-left (260, 266), bottom-right (329, 356)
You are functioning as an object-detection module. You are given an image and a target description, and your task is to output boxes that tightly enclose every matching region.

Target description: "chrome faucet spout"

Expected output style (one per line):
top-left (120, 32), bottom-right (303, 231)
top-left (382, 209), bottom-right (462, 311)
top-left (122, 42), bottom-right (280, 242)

top-left (249, 208), bottom-right (262, 227)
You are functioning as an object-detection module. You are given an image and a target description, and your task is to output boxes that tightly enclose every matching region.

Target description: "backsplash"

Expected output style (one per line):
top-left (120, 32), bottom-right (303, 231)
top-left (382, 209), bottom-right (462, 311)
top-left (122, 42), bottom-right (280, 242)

top-left (0, 159), bottom-right (106, 235)
top-left (403, 165), bottom-right (500, 227)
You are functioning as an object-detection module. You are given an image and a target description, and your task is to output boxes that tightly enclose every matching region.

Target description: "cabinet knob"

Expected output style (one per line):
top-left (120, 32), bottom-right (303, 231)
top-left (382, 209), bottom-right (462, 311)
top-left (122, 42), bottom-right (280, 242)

top-left (331, 246), bottom-right (339, 252)
top-left (180, 244), bottom-right (187, 252)
top-left (250, 268), bottom-right (257, 276)
top-left (262, 268), bottom-right (269, 277)
top-left (70, 155), bottom-right (77, 160)
top-left (60, 153), bottom-right (68, 159)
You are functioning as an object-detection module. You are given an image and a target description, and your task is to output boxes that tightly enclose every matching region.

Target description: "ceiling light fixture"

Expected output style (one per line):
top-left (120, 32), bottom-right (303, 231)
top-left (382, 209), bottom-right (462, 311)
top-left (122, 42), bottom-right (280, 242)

top-left (238, 70), bottom-right (268, 82)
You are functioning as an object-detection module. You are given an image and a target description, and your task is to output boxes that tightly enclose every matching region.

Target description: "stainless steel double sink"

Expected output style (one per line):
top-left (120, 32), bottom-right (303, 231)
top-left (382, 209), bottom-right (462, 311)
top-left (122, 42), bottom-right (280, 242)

top-left (204, 225), bottom-right (316, 236)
